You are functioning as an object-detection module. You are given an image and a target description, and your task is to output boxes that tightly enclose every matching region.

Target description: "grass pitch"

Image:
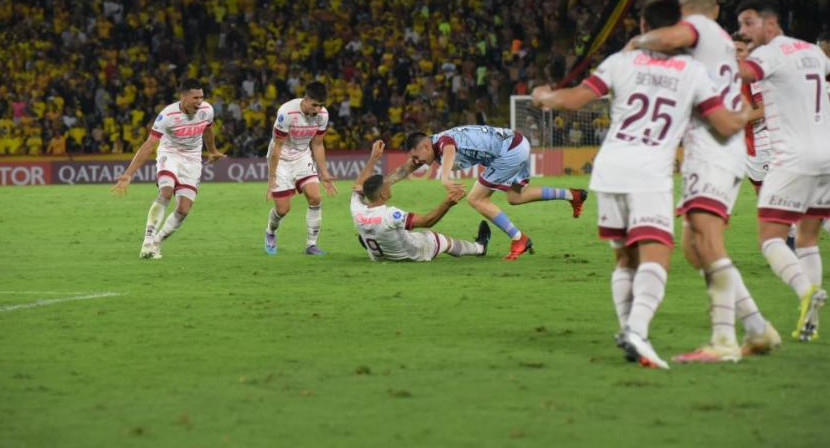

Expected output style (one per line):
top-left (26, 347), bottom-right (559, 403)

top-left (1, 176), bottom-right (828, 447)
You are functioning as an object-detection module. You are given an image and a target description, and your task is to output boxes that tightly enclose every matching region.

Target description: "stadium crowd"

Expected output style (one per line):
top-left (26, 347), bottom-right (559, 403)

top-left (0, 0), bottom-right (826, 156)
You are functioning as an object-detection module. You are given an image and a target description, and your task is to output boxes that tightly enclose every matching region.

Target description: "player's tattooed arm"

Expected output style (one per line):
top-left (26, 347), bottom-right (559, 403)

top-left (385, 159), bottom-right (418, 185)
top-left (627, 22), bottom-right (697, 53)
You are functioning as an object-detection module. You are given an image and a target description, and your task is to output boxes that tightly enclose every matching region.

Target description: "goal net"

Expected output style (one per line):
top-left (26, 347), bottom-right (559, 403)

top-left (510, 95), bottom-right (611, 149)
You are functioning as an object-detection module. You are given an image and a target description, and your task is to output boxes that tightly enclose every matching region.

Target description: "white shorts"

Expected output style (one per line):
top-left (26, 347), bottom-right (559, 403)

top-left (758, 169), bottom-right (830, 224)
top-left (746, 145), bottom-right (772, 183)
top-left (156, 152), bottom-right (201, 201)
top-left (411, 232), bottom-right (450, 261)
top-left (596, 191), bottom-right (674, 248)
top-left (363, 231), bottom-right (449, 262)
top-left (677, 159), bottom-right (743, 221)
top-left (271, 152), bottom-right (319, 199)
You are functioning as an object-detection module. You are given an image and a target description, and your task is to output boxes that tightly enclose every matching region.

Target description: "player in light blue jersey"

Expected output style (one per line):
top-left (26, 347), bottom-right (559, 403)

top-left (386, 125), bottom-right (588, 260)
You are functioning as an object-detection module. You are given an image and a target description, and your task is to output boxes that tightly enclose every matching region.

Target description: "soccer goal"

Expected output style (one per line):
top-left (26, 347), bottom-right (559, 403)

top-left (510, 95), bottom-right (611, 148)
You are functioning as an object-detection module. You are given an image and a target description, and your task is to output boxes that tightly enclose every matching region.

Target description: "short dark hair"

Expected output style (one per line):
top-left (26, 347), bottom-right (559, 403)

top-left (731, 32), bottom-right (751, 44)
top-left (179, 78), bottom-right (202, 92)
top-left (305, 81), bottom-right (327, 102)
top-left (736, 0), bottom-right (779, 18)
top-left (641, 0), bottom-right (682, 31)
top-left (362, 174), bottom-right (385, 201)
top-left (404, 132), bottom-right (428, 151)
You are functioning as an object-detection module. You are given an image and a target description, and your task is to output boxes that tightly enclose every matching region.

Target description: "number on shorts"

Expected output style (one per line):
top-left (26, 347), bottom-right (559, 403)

top-left (363, 237), bottom-right (384, 256)
top-left (683, 172), bottom-right (700, 196)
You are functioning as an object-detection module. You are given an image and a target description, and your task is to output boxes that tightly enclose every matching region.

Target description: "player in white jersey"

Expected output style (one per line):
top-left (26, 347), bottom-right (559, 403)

top-left (532, 0), bottom-right (750, 369)
top-left (737, 0), bottom-right (830, 342)
top-left (263, 81), bottom-right (338, 256)
top-left (627, 0), bottom-right (779, 363)
top-left (112, 78), bottom-right (225, 259)
top-left (734, 32), bottom-right (772, 193)
top-left (350, 140), bottom-right (490, 262)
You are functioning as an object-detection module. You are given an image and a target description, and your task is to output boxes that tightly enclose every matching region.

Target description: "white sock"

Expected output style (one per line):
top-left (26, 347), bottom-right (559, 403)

top-left (306, 204), bottom-right (322, 246)
top-left (626, 262), bottom-right (667, 339)
top-left (762, 238), bottom-right (812, 298)
top-left (822, 219), bottom-right (830, 234)
top-left (447, 238), bottom-right (483, 256)
top-left (611, 267), bottom-right (634, 330)
top-left (266, 208), bottom-right (283, 234)
top-left (705, 258), bottom-right (738, 346)
top-left (145, 195), bottom-right (170, 242)
top-left (158, 210), bottom-right (187, 241)
top-left (795, 246), bottom-right (822, 287)
top-left (735, 274), bottom-right (767, 336)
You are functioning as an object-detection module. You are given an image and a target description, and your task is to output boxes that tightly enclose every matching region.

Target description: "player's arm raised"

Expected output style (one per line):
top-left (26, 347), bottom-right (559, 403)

top-left (266, 136), bottom-right (285, 200)
top-left (626, 21), bottom-right (697, 53)
top-left (409, 187), bottom-right (466, 229)
top-left (202, 125), bottom-right (226, 163)
top-left (311, 134), bottom-right (338, 196)
top-left (531, 84), bottom-right (599, 111)
top-left (112, 134), bottom-right (160, 196)
top-left (354, 140), bottom-right (385, 191)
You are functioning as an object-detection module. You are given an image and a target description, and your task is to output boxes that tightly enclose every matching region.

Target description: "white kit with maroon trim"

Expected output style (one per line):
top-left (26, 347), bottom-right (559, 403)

top-left (267, 98), bottom-right (328, 161)
top-left (150, 102), bottom-right (214, 163)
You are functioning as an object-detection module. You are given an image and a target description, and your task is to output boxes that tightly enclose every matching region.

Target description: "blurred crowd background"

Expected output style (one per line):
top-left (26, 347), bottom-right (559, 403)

top-left (0, 0), bottom-right (827, 156)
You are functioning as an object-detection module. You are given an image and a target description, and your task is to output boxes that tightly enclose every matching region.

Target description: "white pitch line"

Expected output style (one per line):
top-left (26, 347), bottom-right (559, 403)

top-left (0, 291), bottom-right (91, 295)
top-left (0, 292), bottom-right (124, 312)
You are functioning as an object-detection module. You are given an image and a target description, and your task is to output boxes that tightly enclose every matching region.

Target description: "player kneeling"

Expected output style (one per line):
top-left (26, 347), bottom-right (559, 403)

top-left (351, 140), bottom-right (490, 262)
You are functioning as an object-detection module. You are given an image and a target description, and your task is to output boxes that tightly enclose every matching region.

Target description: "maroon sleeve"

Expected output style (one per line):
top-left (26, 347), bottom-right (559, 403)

top-left (433, 135), bottom-right (456, 158)
top-left (697, 96), bottom-right (724, 117)
top-left (581, 75), bottom-right (609, 96)
top-left (274, 128), bottom-right (288, 138)
top-left (404, 212), bottom-right (415, 230)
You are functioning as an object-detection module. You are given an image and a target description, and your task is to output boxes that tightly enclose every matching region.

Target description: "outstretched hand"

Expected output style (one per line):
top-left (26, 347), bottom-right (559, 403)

top-left (206, 150), bottom-right (227, 163)
top-left (370, 140), bottom-right (385, 160)
top-left (322, 175), bottom-right (339, 196)
top-left (446, 187), bottom-right (467, 204)
top-left (111, 175), bottom-right (131, 197)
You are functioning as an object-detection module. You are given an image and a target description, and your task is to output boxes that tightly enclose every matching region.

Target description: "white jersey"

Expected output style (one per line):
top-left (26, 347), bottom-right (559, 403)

top-left (745, 35), bottom-right (830, 175)
top-left (350, 192), bottom-right (428, 261)
top-left (583, 50), bottom-right (722, 193)
top-left (150, 102), bottom-right (214, 162)
top-left (680, 14), bottom-right (747, 177)
top-left (267, 98), bottom-right (328, 162)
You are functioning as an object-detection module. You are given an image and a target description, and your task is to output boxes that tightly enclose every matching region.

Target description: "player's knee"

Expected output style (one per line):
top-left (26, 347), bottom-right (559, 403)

top-left (506, 194), bottom-right (523, 206)
top-left (307, 196), bottom-right (322, 207)
top-left (159, 188), bottom-right (174, 200)
top-left (276, 203), bottom-right (291, 216)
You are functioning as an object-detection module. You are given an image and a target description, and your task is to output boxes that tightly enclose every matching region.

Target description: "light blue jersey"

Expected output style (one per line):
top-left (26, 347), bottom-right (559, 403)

top-left (431, 125), bottom-right (517, 169)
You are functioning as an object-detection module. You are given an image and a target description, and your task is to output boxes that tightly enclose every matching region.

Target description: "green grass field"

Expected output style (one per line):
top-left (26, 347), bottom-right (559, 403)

top-left (1, 176), bottom-right (829, 448)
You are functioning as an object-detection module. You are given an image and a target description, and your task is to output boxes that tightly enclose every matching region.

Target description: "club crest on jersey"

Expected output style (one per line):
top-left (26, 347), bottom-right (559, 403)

top-left (278, 114), bottom-right (285, 123)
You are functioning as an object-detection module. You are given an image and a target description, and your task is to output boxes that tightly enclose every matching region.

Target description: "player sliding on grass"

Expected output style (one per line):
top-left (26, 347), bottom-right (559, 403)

top-left (532, 0), bottom-right (750, 369)
top-left (386, 126), bottom-right (587, 260)
top-left (112, 78), bottom-right (225, 259)
top-left (351, 140), bottom-right (490, 262)
top-left (737, 0), bottom-right (830, 342)
top-left (625, 0), bottom-right (780, 363)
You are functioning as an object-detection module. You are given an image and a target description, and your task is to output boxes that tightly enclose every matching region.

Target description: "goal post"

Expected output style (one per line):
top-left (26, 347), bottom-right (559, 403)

top-left (509, 95), bottom-right (611, 149)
